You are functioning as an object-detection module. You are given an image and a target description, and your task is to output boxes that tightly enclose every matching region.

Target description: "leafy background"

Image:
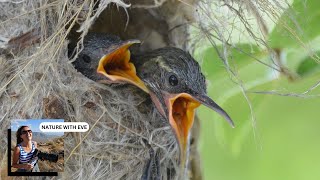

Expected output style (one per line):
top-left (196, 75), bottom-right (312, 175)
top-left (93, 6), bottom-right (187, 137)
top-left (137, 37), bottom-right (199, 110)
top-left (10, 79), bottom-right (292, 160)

top-left (196, 0), bottom-right (320, 179)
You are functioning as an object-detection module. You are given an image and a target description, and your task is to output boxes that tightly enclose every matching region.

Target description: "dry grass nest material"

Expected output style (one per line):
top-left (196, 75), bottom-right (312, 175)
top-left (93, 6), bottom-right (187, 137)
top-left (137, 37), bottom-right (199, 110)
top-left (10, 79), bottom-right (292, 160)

top-left (0, 1), bottom-right (182, 179)
top-left (0, 0), bottom-right (297, 179)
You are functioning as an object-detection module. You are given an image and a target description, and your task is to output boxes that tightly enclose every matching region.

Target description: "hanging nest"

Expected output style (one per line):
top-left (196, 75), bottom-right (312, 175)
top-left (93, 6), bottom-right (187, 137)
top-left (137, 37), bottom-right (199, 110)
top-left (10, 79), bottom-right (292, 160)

top-left (0, 0), bottom-right (299, 179)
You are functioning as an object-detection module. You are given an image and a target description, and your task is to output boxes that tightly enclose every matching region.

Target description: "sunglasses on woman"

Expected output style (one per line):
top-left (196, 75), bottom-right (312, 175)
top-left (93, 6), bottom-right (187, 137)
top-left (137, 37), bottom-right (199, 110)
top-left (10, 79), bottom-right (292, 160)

top-left (21, 130), bottom-right (32, 134)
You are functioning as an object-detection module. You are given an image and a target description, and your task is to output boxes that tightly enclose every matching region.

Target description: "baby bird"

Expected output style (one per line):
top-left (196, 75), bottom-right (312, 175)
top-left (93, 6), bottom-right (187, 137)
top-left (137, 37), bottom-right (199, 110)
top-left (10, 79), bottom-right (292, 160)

top-left (71, 33), bottom-right (234, 179)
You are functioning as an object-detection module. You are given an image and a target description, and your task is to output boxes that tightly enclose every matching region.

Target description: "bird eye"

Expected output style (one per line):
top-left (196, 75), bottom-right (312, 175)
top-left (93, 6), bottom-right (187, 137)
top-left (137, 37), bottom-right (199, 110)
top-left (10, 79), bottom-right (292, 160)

top-left (169, 75), bottom-right (178, 86)
top-left (82, 54), bottom-right (91, 63)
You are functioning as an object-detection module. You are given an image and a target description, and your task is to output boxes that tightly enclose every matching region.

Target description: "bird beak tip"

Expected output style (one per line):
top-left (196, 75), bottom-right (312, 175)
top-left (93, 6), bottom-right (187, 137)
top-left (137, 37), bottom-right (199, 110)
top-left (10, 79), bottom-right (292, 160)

top-left (193, 94), bottom-right (235, 128)
top-left (231, 122), bottom-right (235, 128)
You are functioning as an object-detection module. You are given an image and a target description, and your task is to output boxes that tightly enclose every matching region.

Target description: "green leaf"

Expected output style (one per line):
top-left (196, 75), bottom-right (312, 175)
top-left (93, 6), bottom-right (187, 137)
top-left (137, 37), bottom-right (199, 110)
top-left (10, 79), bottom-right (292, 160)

top-left (269, 0), bottom-right (320, 48)
top-left (201, 73), bottom-right (320, 180)
top-left (198, 44), bottom-right (263, 78)
top-left (296, 54), bottom-right (320, 76)
top-left (197, 44), bottom-right (273, 149)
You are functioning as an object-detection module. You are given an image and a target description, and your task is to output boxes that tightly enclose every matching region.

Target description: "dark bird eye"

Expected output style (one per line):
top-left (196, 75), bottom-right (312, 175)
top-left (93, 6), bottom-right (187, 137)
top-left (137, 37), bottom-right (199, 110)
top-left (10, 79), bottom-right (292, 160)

top-left (82, 54), bottom-right (91, 63)
top-left (169, 75), bottom-right (178, 86)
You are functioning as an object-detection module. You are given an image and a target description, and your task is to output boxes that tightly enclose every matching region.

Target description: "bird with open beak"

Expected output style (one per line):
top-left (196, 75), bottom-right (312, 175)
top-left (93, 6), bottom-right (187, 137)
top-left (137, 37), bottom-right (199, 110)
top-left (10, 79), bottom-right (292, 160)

top-left (71, 33), bottom-right (234, 177)
top-left (131, 47), bottom-right (234, 173)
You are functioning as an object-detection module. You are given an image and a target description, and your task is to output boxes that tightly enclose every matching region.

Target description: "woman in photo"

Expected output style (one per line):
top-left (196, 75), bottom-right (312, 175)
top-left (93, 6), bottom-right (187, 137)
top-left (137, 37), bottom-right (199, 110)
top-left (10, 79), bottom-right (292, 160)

top-left (12, 126), bottom-right (40, 172)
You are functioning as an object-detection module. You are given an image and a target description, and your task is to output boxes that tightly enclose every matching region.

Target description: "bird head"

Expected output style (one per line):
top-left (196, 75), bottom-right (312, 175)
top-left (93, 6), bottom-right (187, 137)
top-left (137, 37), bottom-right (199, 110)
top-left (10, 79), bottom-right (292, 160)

top-left (71, 33), bottom-right (148, 92)
top-left (71, 34), bottom-right (234, 170)
top-left (132, 47), bottom-right (234, 165)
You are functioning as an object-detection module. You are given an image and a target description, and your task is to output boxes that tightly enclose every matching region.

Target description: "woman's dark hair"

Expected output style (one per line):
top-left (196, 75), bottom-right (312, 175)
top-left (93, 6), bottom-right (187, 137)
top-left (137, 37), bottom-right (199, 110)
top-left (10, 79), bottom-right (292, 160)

top-left (16, 126), bottom-right (29, 145)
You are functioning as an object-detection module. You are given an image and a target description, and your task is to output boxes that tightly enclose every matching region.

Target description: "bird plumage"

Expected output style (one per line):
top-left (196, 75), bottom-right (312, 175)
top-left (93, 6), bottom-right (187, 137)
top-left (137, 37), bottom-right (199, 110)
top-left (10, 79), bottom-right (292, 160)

top-left (71, 33), bottom-right (122, 82)
top-left (71, 33), bottom-right (234, 179)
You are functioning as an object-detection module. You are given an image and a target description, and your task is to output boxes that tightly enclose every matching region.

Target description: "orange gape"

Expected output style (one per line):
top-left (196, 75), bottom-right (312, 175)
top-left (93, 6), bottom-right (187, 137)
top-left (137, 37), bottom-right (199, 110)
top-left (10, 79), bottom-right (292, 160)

top-left (168, 93), bottom-right (201, 167)
top-left (97, 43), bottom-right (149, 93)
top-left (72, 33), bottom-right (235, 179)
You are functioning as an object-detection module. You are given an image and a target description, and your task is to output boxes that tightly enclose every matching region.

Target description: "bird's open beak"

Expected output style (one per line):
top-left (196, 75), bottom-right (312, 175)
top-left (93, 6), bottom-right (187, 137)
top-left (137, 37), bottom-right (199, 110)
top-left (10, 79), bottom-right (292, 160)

top-left (160, 92), bottom-right (234, 166)
top-left (164, 93), bottom-right (200, 163)
top-left (97, 40), bottom-right (149, 93)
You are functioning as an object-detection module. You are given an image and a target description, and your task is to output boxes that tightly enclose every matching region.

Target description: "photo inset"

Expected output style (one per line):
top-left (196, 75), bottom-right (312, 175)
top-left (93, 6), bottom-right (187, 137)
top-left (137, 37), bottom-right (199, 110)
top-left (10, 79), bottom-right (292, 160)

top-left (10, 119), bottom-right (64, 173)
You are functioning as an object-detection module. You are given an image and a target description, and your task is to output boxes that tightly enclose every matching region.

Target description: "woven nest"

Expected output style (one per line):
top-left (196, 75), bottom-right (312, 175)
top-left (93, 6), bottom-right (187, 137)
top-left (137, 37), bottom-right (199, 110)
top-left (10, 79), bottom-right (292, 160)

top-left (0, 0), bottom-right (295, 179)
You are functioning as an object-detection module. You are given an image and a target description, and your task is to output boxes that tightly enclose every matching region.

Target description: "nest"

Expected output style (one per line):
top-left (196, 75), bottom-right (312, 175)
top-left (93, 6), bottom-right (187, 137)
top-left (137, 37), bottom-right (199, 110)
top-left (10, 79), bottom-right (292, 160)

top-left (0, 0), bottom-right (300, 179)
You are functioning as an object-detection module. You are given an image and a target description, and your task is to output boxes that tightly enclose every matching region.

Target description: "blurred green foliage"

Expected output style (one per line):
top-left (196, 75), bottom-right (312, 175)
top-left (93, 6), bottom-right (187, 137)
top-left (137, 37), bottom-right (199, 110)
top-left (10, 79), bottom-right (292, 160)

top-left (297, 53), bottom-right (320, 76)
top-left (197, 0), bottom-right (320, 179)
top-left (269, 0), bottom-right (320, 48)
